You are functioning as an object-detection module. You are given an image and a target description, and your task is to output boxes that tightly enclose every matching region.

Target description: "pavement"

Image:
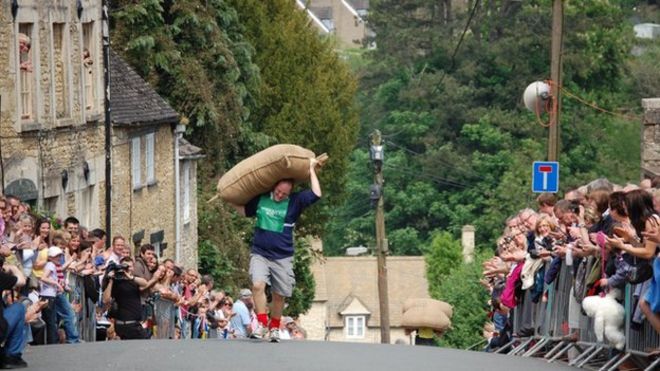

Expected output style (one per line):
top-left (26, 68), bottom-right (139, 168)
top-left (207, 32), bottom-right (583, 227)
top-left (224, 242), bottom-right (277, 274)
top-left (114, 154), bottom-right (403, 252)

top-left (24, 339), bottom-right (578, 371)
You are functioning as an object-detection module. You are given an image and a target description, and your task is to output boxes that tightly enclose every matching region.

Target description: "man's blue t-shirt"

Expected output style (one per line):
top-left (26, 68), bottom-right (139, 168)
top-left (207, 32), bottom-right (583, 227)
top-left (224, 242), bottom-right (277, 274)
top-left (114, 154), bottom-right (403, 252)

top-left (245, 189), bottom-right (320, 260)
top-left (229, 299), bottom-right (252, 337)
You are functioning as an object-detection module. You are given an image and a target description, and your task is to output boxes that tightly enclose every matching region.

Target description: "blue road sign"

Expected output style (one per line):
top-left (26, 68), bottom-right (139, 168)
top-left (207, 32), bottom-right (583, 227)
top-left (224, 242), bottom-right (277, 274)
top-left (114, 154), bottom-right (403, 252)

top-left (532, 161), bottom-right (559, 193)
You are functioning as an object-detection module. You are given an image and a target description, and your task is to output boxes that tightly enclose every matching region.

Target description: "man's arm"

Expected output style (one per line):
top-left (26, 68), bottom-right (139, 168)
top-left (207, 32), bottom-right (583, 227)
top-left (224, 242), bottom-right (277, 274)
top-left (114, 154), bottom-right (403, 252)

top-left (310, 158), bottom-right (321, 197)
top-left (102, 275), bottom-right (114, 305)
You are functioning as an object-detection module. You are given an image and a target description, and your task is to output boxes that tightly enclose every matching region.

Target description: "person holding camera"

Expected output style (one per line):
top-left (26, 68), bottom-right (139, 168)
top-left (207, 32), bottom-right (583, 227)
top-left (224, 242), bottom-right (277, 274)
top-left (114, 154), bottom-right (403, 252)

top-left (0, 253), bottom-right (28, 369)
top-left (102, 257), bottom-right (163, 340)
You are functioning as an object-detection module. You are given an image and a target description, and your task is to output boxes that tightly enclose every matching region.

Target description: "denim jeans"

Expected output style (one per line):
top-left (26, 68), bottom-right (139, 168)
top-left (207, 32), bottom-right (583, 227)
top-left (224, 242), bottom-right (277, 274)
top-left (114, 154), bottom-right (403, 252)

top-left (55, 294), bottom-right (80, 343)
top-left (42, 294), bottom-right (80, 344)
top-left (1, 303), bottom-right (27, 357)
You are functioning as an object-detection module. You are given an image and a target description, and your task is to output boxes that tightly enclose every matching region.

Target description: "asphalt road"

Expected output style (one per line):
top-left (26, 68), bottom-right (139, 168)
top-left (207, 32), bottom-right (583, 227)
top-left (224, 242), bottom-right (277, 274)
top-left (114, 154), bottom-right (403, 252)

top-left (24, 339), bottom-right (578, 371)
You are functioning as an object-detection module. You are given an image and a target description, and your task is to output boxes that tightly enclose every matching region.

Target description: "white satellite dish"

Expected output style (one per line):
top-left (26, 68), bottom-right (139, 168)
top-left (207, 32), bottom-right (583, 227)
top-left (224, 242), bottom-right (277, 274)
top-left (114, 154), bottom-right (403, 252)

top-left (523, 81), bottom-right (551, 114)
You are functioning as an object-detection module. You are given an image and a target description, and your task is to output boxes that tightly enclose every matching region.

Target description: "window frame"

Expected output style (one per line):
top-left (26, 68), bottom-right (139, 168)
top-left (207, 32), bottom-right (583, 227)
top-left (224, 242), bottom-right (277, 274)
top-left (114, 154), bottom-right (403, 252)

top-left (131, 137), bottom-right (142, 190)
top-left (345, 315), bottom-right (366, 339)
top-left (82, 21), bottom-right (97, 114)
top-left (52, 21), bottom-right (72, 122)
top-left (17, 22), bottom-right (37, 125)
top-left (145, 133), bottom-right (155, 185)
top-left (182, 161), bottom-right (191, 224)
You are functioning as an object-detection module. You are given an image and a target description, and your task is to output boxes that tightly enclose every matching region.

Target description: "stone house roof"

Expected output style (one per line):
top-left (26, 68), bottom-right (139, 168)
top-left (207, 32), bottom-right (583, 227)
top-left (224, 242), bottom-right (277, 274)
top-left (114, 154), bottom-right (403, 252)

top-left (311, 256), bottom-right (430, 328)
top-left (109, 49), bottom-right (179, 126)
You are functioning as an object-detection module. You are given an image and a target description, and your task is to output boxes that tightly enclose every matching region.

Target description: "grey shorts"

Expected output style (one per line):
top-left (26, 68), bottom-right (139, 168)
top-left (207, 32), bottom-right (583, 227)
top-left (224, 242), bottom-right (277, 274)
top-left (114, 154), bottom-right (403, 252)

top-left (249, 254), bottom-right (295, 298)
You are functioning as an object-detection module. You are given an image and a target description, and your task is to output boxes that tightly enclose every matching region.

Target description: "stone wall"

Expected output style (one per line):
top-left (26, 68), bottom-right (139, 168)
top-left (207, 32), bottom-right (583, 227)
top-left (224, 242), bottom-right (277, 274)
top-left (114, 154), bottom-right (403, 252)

top-left (642, 98), bottom-right (660, 177)
top-left (0, 0), bottom-right (105, 227)
top-left (111, 125), bottom-right (176, 261)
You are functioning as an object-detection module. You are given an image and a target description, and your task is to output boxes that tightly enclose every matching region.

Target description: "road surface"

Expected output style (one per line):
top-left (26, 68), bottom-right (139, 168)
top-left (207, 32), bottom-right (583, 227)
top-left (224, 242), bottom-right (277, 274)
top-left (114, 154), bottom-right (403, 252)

top-left (25, 339), bottom-right (577, 371)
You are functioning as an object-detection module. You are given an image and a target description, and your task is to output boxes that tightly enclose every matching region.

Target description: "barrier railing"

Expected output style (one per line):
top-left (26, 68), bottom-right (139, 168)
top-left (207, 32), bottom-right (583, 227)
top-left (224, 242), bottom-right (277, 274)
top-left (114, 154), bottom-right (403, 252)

top-left (152, 295), bottom-right (177, 339)
top-left (493, 256), bottom-right (660, 371)
top-left (66, 272), bottom-right (96, 342)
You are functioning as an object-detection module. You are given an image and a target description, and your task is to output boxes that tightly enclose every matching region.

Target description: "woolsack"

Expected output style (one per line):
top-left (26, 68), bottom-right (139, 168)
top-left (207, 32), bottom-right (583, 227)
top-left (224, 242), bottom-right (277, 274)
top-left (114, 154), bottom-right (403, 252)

top-left (402, 298), bottom-right (453, 319)
top-left (401, 306), bottom-right (451, 332)
top-left (213, 144), bottom-right (328, 205)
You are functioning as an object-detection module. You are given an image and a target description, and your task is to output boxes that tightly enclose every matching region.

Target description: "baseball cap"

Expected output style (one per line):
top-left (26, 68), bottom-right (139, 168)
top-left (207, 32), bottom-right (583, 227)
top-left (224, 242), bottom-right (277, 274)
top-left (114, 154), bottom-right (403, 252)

top-left (282, 316), bottom-right (295, 325)
top-left (48, 246), bottom-right (64, 258)
top-left (239, 288), bottom-right (252, 298)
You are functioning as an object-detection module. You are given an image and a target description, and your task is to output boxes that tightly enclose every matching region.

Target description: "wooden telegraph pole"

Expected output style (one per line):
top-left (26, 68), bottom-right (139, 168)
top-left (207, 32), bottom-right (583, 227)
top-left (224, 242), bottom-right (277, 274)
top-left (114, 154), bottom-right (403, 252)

top-left (548, 0), bottom-right (564, 161)
top-left (370, 130), bottom-right (390, 344)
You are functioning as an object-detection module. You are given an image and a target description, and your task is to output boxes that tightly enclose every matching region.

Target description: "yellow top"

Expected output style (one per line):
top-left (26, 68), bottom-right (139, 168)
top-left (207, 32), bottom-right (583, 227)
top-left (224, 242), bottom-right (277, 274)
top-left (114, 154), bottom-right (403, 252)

top-left (31, 248), bottom-right (49, 278)
top-left (418, 327), bottom-right (434, 339)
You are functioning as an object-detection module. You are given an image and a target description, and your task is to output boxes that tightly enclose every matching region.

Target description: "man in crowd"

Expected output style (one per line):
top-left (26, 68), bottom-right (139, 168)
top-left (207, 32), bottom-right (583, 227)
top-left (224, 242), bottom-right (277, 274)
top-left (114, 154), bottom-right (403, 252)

top-left (230, 159), bottom-right (321, 341)
top-left (229, 289), bottom-right (255, 338)
top-left (0, 254), bottom-right (27, 368)
top-left (102, 256), bottom-right (163, 340)
top-left (63, 217), bottom-right (80, 238)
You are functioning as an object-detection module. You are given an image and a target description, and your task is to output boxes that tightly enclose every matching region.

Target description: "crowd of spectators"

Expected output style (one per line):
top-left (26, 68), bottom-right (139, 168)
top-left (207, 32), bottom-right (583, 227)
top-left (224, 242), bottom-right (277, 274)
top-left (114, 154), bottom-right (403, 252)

top-left (0, 194), bottom-right (308, 368)
top-left (480, 177), bottom-right (660, 355)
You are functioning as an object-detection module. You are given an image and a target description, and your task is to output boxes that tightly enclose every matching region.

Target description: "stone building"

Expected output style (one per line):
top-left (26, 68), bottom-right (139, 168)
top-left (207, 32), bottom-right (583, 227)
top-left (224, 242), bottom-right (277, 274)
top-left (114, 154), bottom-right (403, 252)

top-left (299, 240), bottom-right (430, 344)
top-left (296, 0), bottom-right (370, 49)
top-left (0, 0), bottom-right (201, 268)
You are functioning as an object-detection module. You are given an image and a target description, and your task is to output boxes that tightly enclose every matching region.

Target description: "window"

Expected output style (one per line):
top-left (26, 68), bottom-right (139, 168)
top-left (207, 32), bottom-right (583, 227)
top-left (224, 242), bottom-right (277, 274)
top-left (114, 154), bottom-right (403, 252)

top-left (52, 23), bottom-right (70, 119)
top-left (82, 22), bottom-right (96, 112)
top-left (145, 133), bottom-right (155, 184)
top-left (131, 137), bottom-right (141, 189)
top-left (182, 161), bottom-right (191, 223)
top-left (345, 316), bottom-right (365, 338)
top-left (18, 23), bottom-right (35, 121)
top-left (153, 241), bottom-right (161, 259)
top-left (78, 186), bottom-right (95, 229)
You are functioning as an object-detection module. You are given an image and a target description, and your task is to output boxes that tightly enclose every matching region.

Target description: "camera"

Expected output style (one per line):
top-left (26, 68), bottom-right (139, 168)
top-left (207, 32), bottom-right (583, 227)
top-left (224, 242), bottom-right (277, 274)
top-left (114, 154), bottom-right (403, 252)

top-left (105, 261), bottom-right (129, 280)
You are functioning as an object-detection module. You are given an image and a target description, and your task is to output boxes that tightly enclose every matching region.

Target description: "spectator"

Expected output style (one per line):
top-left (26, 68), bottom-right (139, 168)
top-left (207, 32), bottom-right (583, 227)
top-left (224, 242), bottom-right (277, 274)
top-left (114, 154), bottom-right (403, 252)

top-left (0, 254), bottom-right (28, 368)
top-left (102, 257), bottom-right (163, 339)
top-left (230, 289), bottom-right (254, 338)
top-left (39, 246), bottom-right (80, 344)
top-left (63, 217), bottom-right (80, 238)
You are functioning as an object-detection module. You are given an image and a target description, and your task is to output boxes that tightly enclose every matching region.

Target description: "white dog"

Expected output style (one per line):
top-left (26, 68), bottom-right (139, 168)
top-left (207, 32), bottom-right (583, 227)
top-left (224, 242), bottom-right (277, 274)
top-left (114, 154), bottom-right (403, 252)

top-left (581, 289), bottom-right (625, 350)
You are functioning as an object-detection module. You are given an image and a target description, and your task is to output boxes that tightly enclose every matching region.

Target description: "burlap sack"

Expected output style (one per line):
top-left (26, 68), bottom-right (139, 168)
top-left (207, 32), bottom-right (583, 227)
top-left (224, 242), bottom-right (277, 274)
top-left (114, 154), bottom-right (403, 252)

top-left (213, 144), bottom-right (328, 206)
top-left (402, 298), bottom-right (453, 319)
top-left (401, 306), bottom-right (451, 332)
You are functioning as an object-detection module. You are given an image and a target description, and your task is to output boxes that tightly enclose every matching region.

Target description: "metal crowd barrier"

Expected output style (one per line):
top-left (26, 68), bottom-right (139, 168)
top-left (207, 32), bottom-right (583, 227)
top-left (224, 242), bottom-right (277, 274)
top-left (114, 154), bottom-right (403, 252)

top-left (152, 296), bottom-right (176, 339)
top-left (66, 272), bottom-right (96, 342)
top-left (492, 256), bottom-right (660, 371)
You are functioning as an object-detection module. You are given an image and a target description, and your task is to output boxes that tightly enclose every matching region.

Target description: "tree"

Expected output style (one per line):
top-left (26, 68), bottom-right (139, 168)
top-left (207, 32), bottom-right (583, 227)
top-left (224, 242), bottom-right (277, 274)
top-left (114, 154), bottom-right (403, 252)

top-left (326, 0), bottom-right (643, 256)
top-left (431, 252), bottom-right (490, 349)
top-left (228, 0), bottom-right (360, 235)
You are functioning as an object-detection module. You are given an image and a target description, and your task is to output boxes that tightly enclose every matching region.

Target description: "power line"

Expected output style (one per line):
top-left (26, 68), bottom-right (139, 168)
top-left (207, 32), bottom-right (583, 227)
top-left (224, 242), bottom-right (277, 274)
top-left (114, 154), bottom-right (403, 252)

top-left (383, 163), bottom-right (470, 189)
top-left (384, 139), bottom-right (480, 178)
top-left (449, 0), bottom-right (481, 71)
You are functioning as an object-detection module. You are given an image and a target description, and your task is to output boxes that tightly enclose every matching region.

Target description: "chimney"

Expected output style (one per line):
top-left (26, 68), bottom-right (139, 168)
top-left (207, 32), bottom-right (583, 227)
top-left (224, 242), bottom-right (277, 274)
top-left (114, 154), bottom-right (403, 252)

top-left (461, 225), bottom-right (475, 263)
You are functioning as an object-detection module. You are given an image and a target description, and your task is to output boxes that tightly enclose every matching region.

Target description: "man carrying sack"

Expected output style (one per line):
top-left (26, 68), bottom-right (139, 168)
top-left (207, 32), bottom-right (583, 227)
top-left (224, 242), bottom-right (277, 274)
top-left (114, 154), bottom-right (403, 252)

top-left (229, 158), bottom-right (321, 342)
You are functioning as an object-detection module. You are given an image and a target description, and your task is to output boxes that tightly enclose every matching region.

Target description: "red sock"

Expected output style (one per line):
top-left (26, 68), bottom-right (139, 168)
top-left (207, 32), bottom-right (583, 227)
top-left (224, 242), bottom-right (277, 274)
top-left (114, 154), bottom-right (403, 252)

top-left (257, 313), bottom-right (269, 327)
top-left (269, 317), bottom-right (281, 330)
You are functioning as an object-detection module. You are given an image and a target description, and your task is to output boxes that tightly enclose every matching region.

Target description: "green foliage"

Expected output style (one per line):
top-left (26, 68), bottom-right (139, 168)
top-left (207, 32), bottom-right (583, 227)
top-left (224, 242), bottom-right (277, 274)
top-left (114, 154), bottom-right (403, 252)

top-left (229, 0), bottom-right (360, 235)
top-left (425, 232), bottom-right (463, 290)
top-left (325, 0), bottom-right (648, 256)
top-left (284, 238), bottom-right (316, 318)
top-left (111, 1), bottom-right (359, 295)
top-left (432, 252), bottom-right (490, 349)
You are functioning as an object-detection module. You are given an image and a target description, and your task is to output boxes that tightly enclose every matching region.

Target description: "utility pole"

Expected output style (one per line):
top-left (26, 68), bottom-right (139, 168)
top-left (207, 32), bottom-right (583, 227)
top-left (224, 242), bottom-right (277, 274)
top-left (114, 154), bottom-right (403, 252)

top-left (548, 0), bottom-right (564, 162)
top-left (369, 130), bottom-right (390, 344)
top-left (102, 0), bottom-right (112, 248)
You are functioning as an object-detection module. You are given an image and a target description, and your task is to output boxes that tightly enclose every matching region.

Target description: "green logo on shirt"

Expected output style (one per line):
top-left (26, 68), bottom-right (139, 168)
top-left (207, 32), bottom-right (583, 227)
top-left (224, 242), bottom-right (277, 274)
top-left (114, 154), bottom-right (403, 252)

top-left (255, 194), bottom-right (289, 233)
